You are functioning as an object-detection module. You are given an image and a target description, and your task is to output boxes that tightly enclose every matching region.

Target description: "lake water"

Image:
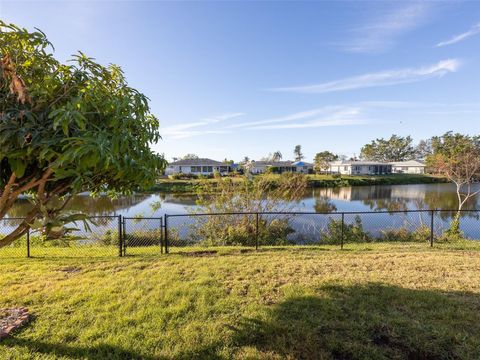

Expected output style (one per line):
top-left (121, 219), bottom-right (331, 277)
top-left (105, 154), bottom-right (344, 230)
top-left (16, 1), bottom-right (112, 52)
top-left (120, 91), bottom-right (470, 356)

top-left (7, 183), bottom-right (479, 218)
top-left (4, 183), bottom-right (480, 242)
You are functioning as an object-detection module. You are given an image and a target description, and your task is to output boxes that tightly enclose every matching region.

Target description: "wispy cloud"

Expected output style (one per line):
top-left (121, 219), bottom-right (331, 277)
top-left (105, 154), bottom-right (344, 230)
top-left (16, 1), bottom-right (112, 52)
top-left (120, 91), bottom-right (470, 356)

top-left (228, 106), bottom-right (367, 130)
top-left (269, 59), bottom-right (461, 94)
top-left (436, 23), bottom-right (480, 47)
top-left (227, 107), bottom-right (342, 129)
top-left (162, 112), bottom-right (244, 139)
top-left (342, 2), bottom-right (432, 53)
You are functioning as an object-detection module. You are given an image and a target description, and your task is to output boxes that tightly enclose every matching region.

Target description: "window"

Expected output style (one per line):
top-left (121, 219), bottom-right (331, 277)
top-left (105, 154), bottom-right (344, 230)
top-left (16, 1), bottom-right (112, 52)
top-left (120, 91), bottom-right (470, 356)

top-left (202, 166), bottom-right (213, 173)
top-left (191, 166), bottom-right (201, 173)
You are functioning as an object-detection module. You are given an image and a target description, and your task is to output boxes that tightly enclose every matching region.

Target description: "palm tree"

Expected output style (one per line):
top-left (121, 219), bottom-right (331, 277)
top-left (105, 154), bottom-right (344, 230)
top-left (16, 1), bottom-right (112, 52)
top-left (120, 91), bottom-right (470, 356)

top-left (272, 151), bottom-right (282, 162)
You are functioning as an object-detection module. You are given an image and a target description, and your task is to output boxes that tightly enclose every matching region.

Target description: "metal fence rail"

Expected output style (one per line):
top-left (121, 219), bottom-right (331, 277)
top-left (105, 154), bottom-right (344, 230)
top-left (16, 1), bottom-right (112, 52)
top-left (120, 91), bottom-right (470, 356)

top-left (1, 209), bottom-right (479, 257)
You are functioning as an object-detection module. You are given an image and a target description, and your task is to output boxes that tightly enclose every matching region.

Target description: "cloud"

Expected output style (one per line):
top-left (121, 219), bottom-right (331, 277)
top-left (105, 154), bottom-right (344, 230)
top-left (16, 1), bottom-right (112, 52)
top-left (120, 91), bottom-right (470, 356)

top-left (227, 107), bottom-right (342, 129)
top-left (230, 106), bottom-right (368, 130)
top-left (342, 2), bottom-right (432, 53)
top-left (162, 112), bottom-right (243, 139)
top-left (269, 59), bottom-right (461, 94)
top-left (166, 130), bottom-right (231, 140)
top-left (436, 23), bottom-right (480, 47)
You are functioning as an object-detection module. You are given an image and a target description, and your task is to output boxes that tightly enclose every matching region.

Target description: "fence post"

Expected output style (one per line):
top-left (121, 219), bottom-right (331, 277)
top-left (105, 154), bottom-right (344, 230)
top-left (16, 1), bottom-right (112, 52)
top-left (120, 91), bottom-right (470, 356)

top-left (255, 213), bottom-right (259, 250)
top-left (26, 228), bottom-right (30, 258)
top-left (430, 210), bottom-right (434, 248)
top-left (160, 218), bottom-right (164, 254)
top-left (122, 218), bottom-right (127, 256)
top-left (341, 213), bottom-right (345, 250)
top-left (118, 215), bottom-right (123, 257)
top-left (164, 214), bottom-right (169, 254)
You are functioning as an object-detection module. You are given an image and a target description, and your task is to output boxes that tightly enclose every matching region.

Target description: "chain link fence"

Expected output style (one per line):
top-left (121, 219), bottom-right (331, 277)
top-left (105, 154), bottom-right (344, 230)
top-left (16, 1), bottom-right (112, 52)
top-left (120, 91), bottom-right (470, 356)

top-left (165, 210), bottom-right (480, 252)
top-left (1, 210), bottom-right (480, 258)
top-left (0, 216), bottom-right (122, 258)
top-left (123, 217), bottom-right (163, 256)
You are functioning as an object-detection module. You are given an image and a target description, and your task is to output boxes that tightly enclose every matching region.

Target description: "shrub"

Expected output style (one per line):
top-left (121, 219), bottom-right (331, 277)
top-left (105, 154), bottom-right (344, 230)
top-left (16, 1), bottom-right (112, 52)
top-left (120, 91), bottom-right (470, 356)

top-left (321, 216), bottom-right (371, 244)
top-left (187, 215), bottom-right (295, 247)
top-left (125, 230), bottom-right (162, 247)
top-left (169, 173), bottom-right (199, 180)
top-left (379, 225), bottom-right (430, 243)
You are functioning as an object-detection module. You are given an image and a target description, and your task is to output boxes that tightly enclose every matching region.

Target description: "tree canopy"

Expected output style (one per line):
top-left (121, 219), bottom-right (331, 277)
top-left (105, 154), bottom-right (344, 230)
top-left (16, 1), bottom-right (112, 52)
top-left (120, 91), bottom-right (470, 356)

top-left (426, 132), bottom-right (480, 236)
top-left (0, 22), bottom-right (166, 246)
top-left (360, 135), bottom-right (418, 162)
top-left (313, 151), bottom-right (339, 173)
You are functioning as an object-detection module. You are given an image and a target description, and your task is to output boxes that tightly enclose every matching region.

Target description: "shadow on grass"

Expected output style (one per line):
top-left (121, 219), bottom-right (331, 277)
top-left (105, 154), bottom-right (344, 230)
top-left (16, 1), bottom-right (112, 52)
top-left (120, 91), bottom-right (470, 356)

top-left (232, 283), bottom-right (480, 359)
top-left (3, 284), bottom-right (480, 359)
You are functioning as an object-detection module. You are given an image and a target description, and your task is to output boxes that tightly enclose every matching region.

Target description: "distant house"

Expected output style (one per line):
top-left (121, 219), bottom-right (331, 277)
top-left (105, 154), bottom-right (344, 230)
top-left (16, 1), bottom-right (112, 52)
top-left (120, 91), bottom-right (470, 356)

top-left (249, 161), bottom-right (313, 174)
top-left (165, 158), bottom-right (232, 175)
top-left (328, 161), bottom-right (392, 175)
top-left (389, 160), bottom-right (426, 174)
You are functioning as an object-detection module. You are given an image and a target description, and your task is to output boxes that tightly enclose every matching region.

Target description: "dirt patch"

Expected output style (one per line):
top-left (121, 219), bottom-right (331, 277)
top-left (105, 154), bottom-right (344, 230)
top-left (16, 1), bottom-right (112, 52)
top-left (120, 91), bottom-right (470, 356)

top-left (0, 308), bottom-right (30, 340)
top-left (59, 266), bottom-right (81, 274)
top-left (181, 250), bottom-right (218, 257)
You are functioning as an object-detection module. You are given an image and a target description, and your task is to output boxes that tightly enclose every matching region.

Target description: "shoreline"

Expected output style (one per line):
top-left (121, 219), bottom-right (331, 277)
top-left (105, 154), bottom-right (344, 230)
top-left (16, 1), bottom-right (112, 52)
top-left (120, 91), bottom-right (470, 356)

top-left (148, 174), bottom-right (449, 193)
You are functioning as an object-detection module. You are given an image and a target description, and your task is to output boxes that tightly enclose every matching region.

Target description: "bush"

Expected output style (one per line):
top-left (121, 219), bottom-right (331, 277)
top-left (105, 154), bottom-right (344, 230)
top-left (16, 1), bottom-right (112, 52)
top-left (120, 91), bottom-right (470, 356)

top-left (321, 216), bottom-right (371, 244)
top-left (125, 230), bottom-right (162, 247)
top-left (379, 225), bottom-right (430, 243)
top-left (168, 173), bottom-right (199, 180)
top-left (187, 215), bottom-right (295, 247)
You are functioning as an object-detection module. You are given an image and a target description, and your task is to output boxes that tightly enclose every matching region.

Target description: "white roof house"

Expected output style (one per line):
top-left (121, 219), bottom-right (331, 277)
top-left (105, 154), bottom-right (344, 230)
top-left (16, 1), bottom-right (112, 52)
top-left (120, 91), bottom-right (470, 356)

top-left (389, 160), bottom-right (426, 174)
top-left (328, 161), bottom-right (392, 175)
top-left (165, 158), bottom-right (232, 175)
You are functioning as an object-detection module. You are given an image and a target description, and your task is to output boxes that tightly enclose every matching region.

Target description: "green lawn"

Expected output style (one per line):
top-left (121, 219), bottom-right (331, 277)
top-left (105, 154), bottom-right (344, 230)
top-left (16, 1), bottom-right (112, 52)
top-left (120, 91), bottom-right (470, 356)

top-left (2, 246), bottom-right (480, 359)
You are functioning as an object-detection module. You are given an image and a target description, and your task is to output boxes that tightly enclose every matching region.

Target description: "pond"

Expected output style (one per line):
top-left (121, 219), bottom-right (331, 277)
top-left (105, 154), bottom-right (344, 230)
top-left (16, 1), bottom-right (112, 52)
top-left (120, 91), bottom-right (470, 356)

top-left (6, 183), bottom-right (480, 218)
top-left (2, 183), bottom-right (480, 246)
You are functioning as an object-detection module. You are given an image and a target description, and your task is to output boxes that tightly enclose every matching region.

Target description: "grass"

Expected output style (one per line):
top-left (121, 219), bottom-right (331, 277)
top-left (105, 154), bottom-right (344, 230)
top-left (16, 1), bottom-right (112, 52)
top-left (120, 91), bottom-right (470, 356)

top-left (149, 174), bottom-right (448, 193)
top-left (2, 245), bottom-right (480, 359)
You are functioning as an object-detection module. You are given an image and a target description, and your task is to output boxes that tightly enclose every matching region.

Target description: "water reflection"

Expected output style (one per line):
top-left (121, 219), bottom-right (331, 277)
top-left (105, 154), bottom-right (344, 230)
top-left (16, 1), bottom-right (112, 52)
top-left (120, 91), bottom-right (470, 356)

top-left (6, 183), bottom-right (480, 218)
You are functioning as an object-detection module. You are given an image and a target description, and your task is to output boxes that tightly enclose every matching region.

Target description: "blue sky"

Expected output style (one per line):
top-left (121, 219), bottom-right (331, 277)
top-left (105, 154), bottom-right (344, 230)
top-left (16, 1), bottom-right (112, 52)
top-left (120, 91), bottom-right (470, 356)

top-left (2, 1), bottom-right (480, 161)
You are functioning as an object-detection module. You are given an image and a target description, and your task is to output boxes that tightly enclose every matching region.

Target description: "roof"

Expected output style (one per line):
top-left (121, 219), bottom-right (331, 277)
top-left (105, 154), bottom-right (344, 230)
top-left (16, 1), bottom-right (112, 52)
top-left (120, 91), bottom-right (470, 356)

top-left (389, 160), bottom-right (426, 167)
top-left (292, 161), bottom-right (313, 166)
top-left (169, 158), bottom-right (226, 166)
top-left (251, 161), bottom-right (313, 167)
top-left (251, 161), bottom-right (296, 167)
top-left (329, 160), bottom-right (390, 166)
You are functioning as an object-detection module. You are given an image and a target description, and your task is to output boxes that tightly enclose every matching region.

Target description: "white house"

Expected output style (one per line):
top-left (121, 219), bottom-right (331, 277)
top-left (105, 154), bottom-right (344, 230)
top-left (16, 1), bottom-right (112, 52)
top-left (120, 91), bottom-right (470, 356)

top-left (165, 158), bottom-right (232, 175)
top-left (249, 161), bottom-right (313, 174)
top-left (389, 160), bottom-right (426, 174)
top-left (328, 161), bottom-right (392, 175)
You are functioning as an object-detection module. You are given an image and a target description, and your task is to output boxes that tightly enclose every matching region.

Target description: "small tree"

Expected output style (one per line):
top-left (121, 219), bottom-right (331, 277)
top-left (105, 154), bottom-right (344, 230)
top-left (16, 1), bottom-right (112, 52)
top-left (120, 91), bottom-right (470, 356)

top-left (313, 151), bottom-right (339, 174)
top-left (0, 22), bottom-right (166, 246)
top-left (294, 145), bottom-right (304, 161)
top-left (426, 132), bottom-right (480, 237)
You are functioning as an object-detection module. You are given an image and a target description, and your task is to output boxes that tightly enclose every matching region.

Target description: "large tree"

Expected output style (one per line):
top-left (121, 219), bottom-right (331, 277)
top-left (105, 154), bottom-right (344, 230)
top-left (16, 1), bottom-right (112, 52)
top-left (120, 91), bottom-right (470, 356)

top-left (313, 151), bottom-right (339, 174)
top-left (0, 22), bottom-right (166, 246)
top-left (426, 132), bottom-right (480, 236)
top-left (294, 145), bottom-right (304, 161)
top-left (360, 135), bottom-right (417, 162)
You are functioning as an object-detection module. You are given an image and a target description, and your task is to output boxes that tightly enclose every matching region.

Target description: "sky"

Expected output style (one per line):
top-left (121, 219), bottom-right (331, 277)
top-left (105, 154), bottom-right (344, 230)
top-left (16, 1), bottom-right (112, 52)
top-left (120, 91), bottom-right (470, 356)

top-left (1, 0), bottom-right (480, 162)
